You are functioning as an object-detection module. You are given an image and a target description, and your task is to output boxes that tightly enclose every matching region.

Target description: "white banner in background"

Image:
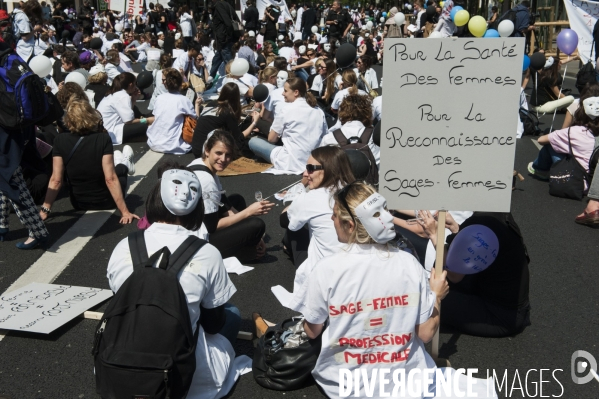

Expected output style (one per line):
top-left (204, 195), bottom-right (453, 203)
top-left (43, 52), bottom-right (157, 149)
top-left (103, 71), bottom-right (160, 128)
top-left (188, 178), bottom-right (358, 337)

top-left (563, 0), bottom-right (599, 65)
top-left (126, 0), bottom-right (145, 16)
top-left (240, 0), bottom-right (292, 22)
top-left (107, 0), bottom-right (126, 14)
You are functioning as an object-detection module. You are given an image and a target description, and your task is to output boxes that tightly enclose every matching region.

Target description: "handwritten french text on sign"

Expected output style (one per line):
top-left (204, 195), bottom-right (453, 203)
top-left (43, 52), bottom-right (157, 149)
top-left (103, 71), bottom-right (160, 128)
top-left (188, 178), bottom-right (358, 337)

top-left (126, 0), bottom-right (144, 16)
top-left (380, 38), bottom-right (523, 212)
top-left (0, 283), bottom-right (112, 334)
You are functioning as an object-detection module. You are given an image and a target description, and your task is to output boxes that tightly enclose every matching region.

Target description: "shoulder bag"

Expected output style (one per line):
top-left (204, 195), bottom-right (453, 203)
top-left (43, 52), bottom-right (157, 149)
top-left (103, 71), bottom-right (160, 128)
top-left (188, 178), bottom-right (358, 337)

top-left (227, 3), bottom-right (244, 36)
top-left (181, 115), bottom-right (197, 144)
top-left (548, 128), bottom-right (588, 200)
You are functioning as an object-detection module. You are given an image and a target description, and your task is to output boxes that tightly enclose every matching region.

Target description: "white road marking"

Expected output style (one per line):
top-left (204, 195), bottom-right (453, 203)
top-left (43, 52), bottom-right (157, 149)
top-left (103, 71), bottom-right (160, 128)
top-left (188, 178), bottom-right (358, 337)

top-left (0, 151), bottom-right (163, 341)
top-left (532, 138), bottom-right (542, 150)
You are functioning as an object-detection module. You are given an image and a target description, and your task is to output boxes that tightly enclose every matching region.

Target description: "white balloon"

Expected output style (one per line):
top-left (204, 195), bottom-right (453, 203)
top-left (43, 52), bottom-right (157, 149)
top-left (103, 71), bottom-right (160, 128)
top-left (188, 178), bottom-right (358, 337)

top-left (65, 72), bottom-right (87, 89)
top-left (230, 58), bottom-right (249, 76)
top-left (380, 16), bottom-right (385, 22)
top-left (278, 34), bottom-right (284, 41)
top-left (407, 4), bottom-right (413, 10)
top-left (29, 55), bottom-right (52, 77)
top-left (366, 21), bottom-right (373, 29)
top-left (248, 30), bottom-right (255, 37)
top-left (114, 23), bottom-right (123, 32)
top-left (311, 25), bottom-right (318, 33)
top-left (394, 12), bottom-right (406, 26)
top-left (497, 20), bottom-right (514, 37)
top-left (428, 31), bottom-right (442, 38)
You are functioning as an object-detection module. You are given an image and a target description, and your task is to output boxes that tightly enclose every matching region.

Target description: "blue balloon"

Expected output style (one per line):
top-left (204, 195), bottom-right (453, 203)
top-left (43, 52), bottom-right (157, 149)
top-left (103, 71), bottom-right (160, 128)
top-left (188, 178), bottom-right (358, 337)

top-left (522, 55), bottom-right (530, 71)
top-left (382, 12), bottom-right (387, 17)
top-left (450, 6), bottom-right (463, 21)
top-left (445, 225), bottom-right (499, 275)
top-left (483, 28), bottom-right (500, 38)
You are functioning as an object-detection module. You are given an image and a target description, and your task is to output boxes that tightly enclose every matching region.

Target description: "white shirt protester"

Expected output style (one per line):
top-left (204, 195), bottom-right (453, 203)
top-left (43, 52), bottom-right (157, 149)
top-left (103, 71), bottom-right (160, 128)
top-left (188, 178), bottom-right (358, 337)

top-left (106, 222), bottom-right (237, 399)
top-left (320, 120), bottom-right (381, 168)
top-left (180, 12), bottom-right (194, 37)
top-left (188, 158), bottom-right (225, 215)
top-left (331, 88), bottom-right (368, 111)
top-left (270, 98), bottom-right (327, 173)
top-left (97, 90), bottom-right (134, 145)
top-left (354, 67), bottom-right (379, 90)
top-left (13, 9), bottom-right (34, 61)
top-left (372, 95), bottom-right (382, 122)
top-left (105, 63), bottom-right (123, 85)
top-left (146, 92), bottom-right (196, 155)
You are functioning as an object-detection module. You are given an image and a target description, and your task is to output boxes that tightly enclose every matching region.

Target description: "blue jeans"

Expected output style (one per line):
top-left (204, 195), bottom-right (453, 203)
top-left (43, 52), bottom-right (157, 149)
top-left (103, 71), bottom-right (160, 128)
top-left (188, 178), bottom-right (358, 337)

top-left (219, 303), bottom-right (241, 346)
top-left (532, 145), bottom-right (565, 171)
top-left (249, 137), bottom-right (277, 163)
top-left (295, 68), bottom-right (309, 82)
top-left (210, 42), bottom-right (233, 78)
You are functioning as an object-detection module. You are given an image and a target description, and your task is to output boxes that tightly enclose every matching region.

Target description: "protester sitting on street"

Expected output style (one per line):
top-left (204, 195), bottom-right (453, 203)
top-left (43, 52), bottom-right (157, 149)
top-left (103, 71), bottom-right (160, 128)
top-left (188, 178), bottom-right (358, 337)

top-left (249, 77), bottom-right (327, 173)
top-left (40, 99), bottom-right (138, 222)
top-left (85, 64), bottom-right (110, 108)
top-left (355, 55), bottom-right (378, 93)
top-left (107, 161), bottom-right (241, 398)
top-left (191, 83), bottom-right (259, 156)
top-left (189, 130), bottom-right (273, 262)
top-left (146, 68), bottom-right (201, 154)
top-left (419, 212), bottom-right (531, 338)
top-left (97, 72), bottom-right (155, 145)
top-left (148, 54), bottom-right (173, 111)
top-left (528, 84), bottom-right (599, 181)
top-left (529, 54), bottom-right (574, 114)
top-left (296, 182), bottom-right (449, 396)
top-left (319, 93), bottom-right (380, 168)
top-left (104, 49), bottom-right (124, 85)
top-left (331, 69), bottom-right (367, 114)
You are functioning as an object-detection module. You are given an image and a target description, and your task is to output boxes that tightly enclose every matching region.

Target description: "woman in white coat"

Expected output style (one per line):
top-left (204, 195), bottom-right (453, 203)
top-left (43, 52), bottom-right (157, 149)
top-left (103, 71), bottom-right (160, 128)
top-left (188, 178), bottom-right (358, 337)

top-left (248, 77), bottom-right (327, 173)
top-left (106, 161), bottom-right (241, 399)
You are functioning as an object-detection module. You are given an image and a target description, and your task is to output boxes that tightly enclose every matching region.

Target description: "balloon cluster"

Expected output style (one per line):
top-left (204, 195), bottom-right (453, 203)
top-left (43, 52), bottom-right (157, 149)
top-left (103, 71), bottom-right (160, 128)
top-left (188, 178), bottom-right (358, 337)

top-left (446, 7), bottom-right (516, 38)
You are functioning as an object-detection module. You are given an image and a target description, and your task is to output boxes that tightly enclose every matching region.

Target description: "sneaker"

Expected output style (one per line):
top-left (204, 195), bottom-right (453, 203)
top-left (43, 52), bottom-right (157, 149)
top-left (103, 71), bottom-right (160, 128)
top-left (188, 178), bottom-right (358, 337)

top-left (113, 150), bottom-right (123, 166)
top-left (527, 162), bottom-right (549, 180)
top-left (122, 145), bottom-right (136, 175)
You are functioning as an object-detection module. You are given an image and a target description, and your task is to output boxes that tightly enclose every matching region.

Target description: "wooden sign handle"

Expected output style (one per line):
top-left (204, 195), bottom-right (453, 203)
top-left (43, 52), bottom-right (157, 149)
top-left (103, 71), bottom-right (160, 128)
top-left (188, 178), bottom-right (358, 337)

top-left (431, 210), bottom-right (446, 360)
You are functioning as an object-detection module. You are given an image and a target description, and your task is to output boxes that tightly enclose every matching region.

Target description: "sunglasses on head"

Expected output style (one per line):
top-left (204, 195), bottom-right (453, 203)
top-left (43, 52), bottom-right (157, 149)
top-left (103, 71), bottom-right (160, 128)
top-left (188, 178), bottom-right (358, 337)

top-left (306, 164), bottom-right (324, 173)
top-left (336, 181), bottom-right (360, 224)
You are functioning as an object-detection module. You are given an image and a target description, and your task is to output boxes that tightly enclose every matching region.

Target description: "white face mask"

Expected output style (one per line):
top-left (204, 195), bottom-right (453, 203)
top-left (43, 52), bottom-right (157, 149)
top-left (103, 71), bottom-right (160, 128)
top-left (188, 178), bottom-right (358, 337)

top-left (354, 193), bottom-right (396, 244)
top-left (160, 169), bottom-right (201, 216)
top-left (323, 43), bottom-right (331, 52)
top-left (583, 96), bottom-right (599, 120)
top-left (276, 71), bottom-right (288, 88)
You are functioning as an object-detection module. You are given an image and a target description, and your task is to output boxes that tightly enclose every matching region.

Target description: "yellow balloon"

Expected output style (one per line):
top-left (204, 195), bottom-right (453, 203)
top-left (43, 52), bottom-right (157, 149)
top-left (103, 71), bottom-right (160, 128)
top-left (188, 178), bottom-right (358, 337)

top-left (468, 15), bottom-right (487, 37)
top-left (454, 9), bottom-right (469, 26)
top-left (439, 1), bottom-right (444, 7)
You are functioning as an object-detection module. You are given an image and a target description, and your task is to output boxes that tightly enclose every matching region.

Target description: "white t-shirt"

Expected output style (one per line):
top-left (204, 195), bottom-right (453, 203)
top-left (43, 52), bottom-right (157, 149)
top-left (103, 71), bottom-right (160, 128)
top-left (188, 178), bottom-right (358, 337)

top-left (106, 223), bottom-right (237, 399)
top-left (97, 90), bottom-right (134, 145)
top-left (180, 13), bottom-right (194, 37)
top-left (13, 9), bottom-right (34, 61)
top-left (354, 67), bottom-right (379, 90)
top-left (319, 120), bottom-right (380, 169)
top-left (149, 70), bottom-right (168, 111)
top-left (301, 244), bottom-right (437, 398)
top-left (222, 77), bottom-right (250, 106)
top-left (287, 186), bottom-right (343, 311)
top-left (310, 74), bottom-right (325, 97)
top-left (188, 158), bottom-right (224, 215)
top-left (372, 95), bottom-right (382, 122)
top-left (264, 87), bottom-right (285, 118)
top-left (261, 82), bottom-right (277, 110)
top-left (147, 92), bottom-right (195, 154)
top-left (270, 97), bottom-right (327, 173)
top-left (104, 63), bottom-right (123, 85)
top-left (331, 88), bottom-right (368, 111)
top-left (278, 46), bottom-right (295, 63)
top-left (173, 51), bottom-right (201, 76)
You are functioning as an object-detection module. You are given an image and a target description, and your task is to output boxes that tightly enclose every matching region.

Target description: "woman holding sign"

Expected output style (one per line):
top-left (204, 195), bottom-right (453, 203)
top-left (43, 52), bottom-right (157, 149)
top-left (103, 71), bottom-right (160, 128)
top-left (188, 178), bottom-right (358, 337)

top-left (419, 212), bottom-right (531, 338)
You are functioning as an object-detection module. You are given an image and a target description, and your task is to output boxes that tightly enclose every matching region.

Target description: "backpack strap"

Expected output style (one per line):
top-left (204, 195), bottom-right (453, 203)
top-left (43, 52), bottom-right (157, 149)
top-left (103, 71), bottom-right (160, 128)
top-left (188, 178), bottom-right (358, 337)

top-left (360, 127), bottom-right (374, 144)
top-left (128, 230), bottom-right (149, 270)
top-left (333, 129), bottom-right (349, 145)
top-left (189, 164), bottom-right (213, 175)
top-left (167, 236), bottom-right (208, 276)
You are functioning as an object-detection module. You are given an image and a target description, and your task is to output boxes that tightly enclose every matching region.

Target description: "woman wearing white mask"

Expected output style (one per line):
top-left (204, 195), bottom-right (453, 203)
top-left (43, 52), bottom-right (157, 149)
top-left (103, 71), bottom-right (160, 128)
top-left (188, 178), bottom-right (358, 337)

top-left (248, 77), bottom-right (327, 173)
top-left (528, 85), bottom-right (599, 182)
top-left (106, 161), bottom-right (241, 399)
top-left (529, 54), bottom-right (574, 114)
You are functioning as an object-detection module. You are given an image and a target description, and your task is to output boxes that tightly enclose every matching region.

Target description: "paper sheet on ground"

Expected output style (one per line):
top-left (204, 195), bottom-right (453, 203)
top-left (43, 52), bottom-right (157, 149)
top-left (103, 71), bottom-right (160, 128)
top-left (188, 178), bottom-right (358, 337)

top-left (271, 285), bottom-right (293, 309)
top-left (217, 157), bottom-right (272, 177)
top-left (262, 167), bottom-right (301, 175)
top-left (223, 257), bottom-right (254, 275)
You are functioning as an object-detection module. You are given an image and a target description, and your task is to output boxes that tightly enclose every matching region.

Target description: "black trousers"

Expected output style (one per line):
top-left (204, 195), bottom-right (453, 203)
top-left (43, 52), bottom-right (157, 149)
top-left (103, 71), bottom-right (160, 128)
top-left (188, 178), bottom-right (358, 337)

top-left (70, 164), bottom-right (129, 210)
top-left (122, 122), bottom-right (148, 143)
top-left (209, 194), bottom-right (266, 262)
top-left (281, 226), bottom-right (309, 268)
top-left (441, 276), bottom-right (531, 338)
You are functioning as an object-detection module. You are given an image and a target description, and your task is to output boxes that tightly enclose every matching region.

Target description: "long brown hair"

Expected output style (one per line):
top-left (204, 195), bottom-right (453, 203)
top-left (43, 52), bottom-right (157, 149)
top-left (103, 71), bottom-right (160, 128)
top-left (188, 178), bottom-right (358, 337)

top-left (286, 77), bottom-right (317, 107)
top-left (202, 129), bottom-right (240, 160)
top-left (341, 69), bottom-right (359, 95)
top-left (311, 146), bottom-right (355, 190)
top-left (217, 82), bottom-right (241, 120)
top-left (324, 58), bottom-right (337, 102)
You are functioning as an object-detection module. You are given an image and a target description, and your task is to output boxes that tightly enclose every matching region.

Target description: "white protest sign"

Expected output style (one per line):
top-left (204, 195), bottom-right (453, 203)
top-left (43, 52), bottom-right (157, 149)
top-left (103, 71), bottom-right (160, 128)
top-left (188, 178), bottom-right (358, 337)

top-left (564, 0), bottom-right (599, 65)
top-left (380, 38), bottom-right (523, 212)
top-left (126, 0), bottom-right (145, 17)
top-left (107, 0), bottom-right (126, 14)
top-left (0, 283), bottom-right (113, 334)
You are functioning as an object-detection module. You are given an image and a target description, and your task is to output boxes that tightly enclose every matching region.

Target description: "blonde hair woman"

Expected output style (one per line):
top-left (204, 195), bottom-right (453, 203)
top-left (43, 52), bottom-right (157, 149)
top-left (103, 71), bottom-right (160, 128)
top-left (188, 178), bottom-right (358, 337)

top-left (41, 99), bottom-right (139, 223)
top-left (330, 69), bottom-right (367, 113)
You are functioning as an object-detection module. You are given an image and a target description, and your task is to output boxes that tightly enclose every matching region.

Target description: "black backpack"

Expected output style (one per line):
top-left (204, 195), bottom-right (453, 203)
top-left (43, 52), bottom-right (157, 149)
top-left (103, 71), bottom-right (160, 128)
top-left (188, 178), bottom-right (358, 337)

top-left (576, 34), bottom-right (596, 93)
top-left (93, 231), bottom-right (207, 399)
top-left (519, 107), bottom-right (541, 136)
top-left (490, 9), bottom-right (517, 33)
top-left (333, 127), bottom-right (379, 185)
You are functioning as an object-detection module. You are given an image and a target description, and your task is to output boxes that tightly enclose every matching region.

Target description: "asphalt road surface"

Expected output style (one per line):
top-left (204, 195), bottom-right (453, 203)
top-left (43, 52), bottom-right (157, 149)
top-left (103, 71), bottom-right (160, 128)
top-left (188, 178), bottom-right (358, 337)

top-left (0, 64), bottom-right (598, 399)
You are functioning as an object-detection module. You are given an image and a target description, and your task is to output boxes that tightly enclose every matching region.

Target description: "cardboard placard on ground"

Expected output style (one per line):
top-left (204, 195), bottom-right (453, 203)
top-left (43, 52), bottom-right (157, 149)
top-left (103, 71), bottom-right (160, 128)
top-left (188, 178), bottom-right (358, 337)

top-left (380, 38), bottom-right (523, 212)
top-left (217, 157), bottom-right (273, 177)
top-left (0, 283), bottom-right (113, 334)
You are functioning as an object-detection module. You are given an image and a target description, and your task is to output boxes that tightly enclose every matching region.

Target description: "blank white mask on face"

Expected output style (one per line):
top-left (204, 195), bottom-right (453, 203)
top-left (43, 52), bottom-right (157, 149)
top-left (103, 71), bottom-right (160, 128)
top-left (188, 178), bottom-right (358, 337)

top-left (160, 169), bottom-right (201, 216)
top-left (276, 70), bottom-right (288, 88)
top-left (354, 193), bottom-right (396, 244)
top-left (583, 96), bottom-right (599, 120)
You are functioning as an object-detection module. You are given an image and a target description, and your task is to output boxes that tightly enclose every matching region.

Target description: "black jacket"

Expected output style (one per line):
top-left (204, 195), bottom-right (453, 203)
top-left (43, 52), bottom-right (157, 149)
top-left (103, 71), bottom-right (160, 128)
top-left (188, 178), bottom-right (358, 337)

top-left (213, 0), bottom-right (239, 48)
top-left (244, 6), bottom-right (259, 30)
top-left (301, 8), bottom-right (317, 32)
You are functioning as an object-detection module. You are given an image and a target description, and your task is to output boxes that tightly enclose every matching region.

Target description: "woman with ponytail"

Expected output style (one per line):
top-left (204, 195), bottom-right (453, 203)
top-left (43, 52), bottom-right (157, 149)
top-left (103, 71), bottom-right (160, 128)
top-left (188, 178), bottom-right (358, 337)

top-left (248, 77), bottom-right (327, 173)
top-left (331, 69), bottom-right (367, 113)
